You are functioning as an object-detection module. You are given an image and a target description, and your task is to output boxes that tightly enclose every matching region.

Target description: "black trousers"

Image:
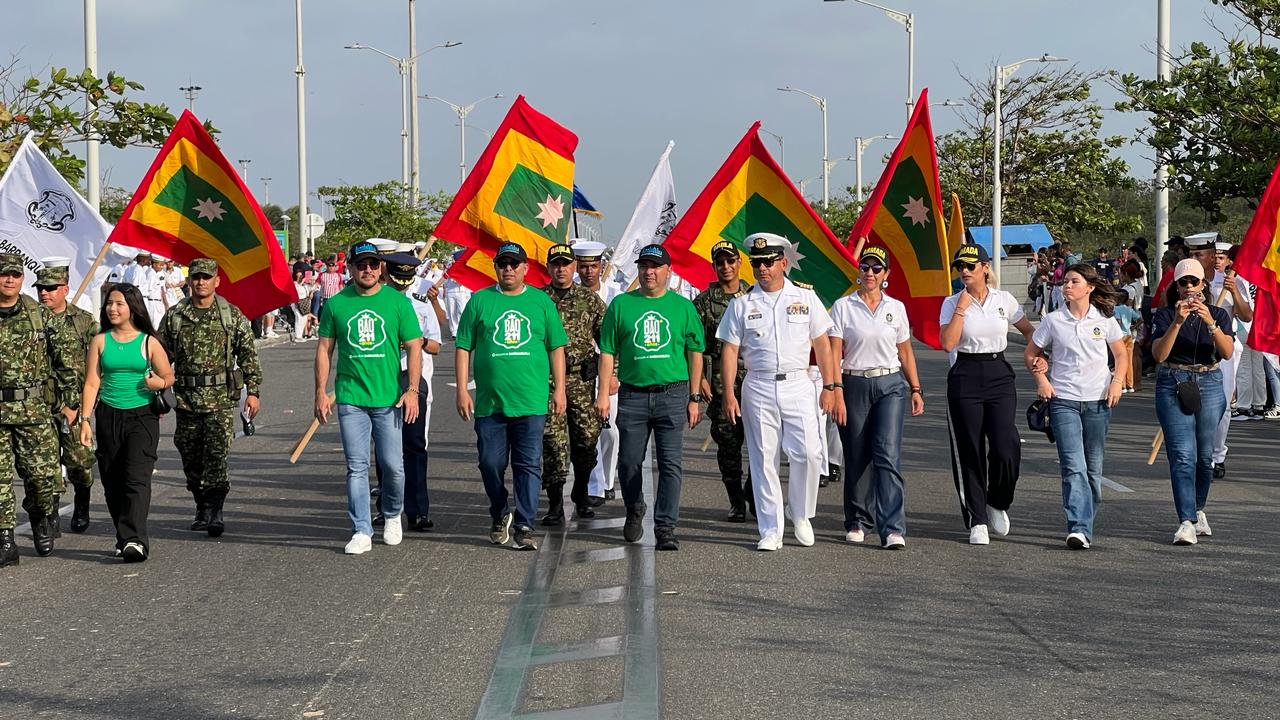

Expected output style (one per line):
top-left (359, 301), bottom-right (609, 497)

top-left (946, 354), bottom-right (1021, 528)
top-left (95, 403), bottom-right (160, 551)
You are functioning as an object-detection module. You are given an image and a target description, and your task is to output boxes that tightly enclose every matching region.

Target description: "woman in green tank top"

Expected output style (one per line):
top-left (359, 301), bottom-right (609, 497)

top-left (78, 284), bottom-right (174, 563)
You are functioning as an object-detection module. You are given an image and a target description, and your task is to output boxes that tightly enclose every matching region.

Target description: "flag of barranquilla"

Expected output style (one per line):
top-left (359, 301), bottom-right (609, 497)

top-left (1238, 157), bottom-right (1280, 355)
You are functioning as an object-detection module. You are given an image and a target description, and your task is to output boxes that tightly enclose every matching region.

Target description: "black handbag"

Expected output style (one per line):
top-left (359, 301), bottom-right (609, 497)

top-left (144, 336), bottom-right (172, 415)
top-left (1176, 379), bottom-right (1201, 414)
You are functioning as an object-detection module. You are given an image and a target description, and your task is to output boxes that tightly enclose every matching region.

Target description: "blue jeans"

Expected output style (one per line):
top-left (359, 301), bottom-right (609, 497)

top-left (1155, 366), bottom-right (1226, 522)
top-left (337, 404), bottom-right (404, 535)
top-left (475, 414), bottom-right (546, 530)
top-left (839, 373), bottom-right (908, 540)
top-left (616, 382), bottom-right (687, 531)
top-left (1049, 399), bottom-right (1111, 539)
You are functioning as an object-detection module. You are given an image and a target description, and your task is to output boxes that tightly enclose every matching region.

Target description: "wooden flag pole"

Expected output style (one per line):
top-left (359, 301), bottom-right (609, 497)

top-left (69, 242), bottom-right (114, 306)
top-left (416, 237), bottom-right (437, 261)
top-left (290, 393), bottom-right (336, 463)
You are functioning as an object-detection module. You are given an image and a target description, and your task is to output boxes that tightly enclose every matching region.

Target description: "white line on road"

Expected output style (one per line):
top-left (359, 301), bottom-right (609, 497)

top-left (1101, 476), bottom-right (1134, 493)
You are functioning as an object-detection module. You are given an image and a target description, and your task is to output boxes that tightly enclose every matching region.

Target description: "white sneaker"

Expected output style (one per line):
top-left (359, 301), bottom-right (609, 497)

top-left (844, 528), bottom-right (866, 543)
top-left (382, 515), bottom-right (403, 546)
top-left (988, 507), bottom-right (1010, 536)
top-left (1066, 532), bottom-right (1090, 550)
top-left (1195, 511), bottom-right (1212, 537)
top-left (883, 533), bottom-right (906, 550)
top-left (756, 533), bottom-right (783, 551)
top-left (1173, 520), bottom-right (1198, 546)
top-left (969, 524), bottom-right (990, 545)
top-left (344, 532), bottom-right (372, 554)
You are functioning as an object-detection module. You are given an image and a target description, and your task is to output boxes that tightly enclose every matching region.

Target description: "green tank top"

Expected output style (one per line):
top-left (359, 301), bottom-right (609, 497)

top-left (100, 332), bottom-right (151, 410)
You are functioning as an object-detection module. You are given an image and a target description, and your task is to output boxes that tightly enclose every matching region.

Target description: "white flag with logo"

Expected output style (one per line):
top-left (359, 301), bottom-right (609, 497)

top-left (613, 141), bottom-right (677, 286)
top-left (0, 134), bottom-right (133, 312)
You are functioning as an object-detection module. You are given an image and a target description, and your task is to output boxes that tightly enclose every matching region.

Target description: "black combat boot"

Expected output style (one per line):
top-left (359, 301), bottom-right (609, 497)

top-left (190, 489), bottom-right (210, 531)
top-left (541, 482), bottom-right (565, 526)
top-left (49, 502), bottom-right (62, 538)
top-left (0, 528), bottom-right (18, 567)
top-left (723, 479), bottom-right (747, 522)
top-left (744, 474), bottom-right (756, 518)
top-left (31, 514), bottom-right (54, 557)
top-left (71, 484), bottom-right (91, 533)
top-left (206, 490), bottom-right (226, 538)
top-left (570, 469), bottom-right (595, 519)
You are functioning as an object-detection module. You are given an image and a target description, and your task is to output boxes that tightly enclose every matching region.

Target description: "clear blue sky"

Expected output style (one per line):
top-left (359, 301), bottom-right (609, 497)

top-left (4, 0), bottom-right (1236, 238)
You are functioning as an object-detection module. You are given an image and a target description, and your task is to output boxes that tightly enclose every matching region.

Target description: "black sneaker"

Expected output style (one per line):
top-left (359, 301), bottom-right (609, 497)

top-left (410, 515), bottom-right (434, 532)
top-left (623, 503), bottom-right (646, 543)
top-left (655, 528), bottom-right (679, 551)
top-left (1213, 462), bottom-right (1227, 479)
top-left (121, 541), bottom-right (147, 563)
top-left (604, 489), bottom-right (617, 500)
top-left (489, 511), bottom-right (513, 546)
top-left (512, 526), bottom-right (539, 551)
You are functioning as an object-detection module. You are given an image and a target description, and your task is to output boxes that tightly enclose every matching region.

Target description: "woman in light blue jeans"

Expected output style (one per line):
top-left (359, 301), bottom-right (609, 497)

top-left (1025, 264), bottom-right (1129, 550)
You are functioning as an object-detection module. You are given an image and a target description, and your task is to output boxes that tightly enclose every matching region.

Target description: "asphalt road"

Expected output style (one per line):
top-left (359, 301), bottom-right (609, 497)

top-left (2, 337), bottom-right (1277, 719)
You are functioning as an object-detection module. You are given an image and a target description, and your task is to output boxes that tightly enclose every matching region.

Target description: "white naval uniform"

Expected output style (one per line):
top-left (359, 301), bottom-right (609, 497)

top-left (717, 279), bottom-right (833, 541)
top-left (1210, 272), bottom-right (1252, 463)
top-left (135, 267), bottom-right (165, 328)
top-left (404, 294), bottom-right (443, 442)
top-left (590, 280), bottom-right (625, 497)
top-left (442, 277), bottom-right (473, 338)
top-left (810, 325), bottom-right (843, 473)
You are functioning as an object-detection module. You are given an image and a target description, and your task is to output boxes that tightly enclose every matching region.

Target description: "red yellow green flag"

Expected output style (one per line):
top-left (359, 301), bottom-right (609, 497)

top-left (664, 122), bottom-right (858, 306)
top-left (849, 89), bottom-right (952, 350)
top-left (445, 247), bottom-right (499, 291)
top-left (1238, 157), bottom-right (1280, 354)
top-left (107, 110), bottom-right (294, 319)
top-left (432, 95), bottom-right (576, 289)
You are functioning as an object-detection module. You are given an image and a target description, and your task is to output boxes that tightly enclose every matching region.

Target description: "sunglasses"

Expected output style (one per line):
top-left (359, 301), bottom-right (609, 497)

top-left (714, 257), bottom-right (739, 267)
top-left (858, 263), bottom-right (886, 274)
top-left (1177, 277), bottom-right (1202, 288)
top-left (495, 260), bottom-right (521, 270)
top-left (353, 259), bottom-right (381, 270)
top-left (34, 285), bottom-right (64, 292)
top-left (749, 258), bottom-right (778, 268)
top-left (952, 261), bottom-right (978, 272)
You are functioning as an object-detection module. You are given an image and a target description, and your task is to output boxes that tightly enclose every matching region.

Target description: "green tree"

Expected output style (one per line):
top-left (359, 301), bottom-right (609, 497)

top-left (311, 183), bottom-right (454, 259)
top-left (814, 191), bottom-right (863, 242)
top-left (260, 203), bottom-right (285, 231)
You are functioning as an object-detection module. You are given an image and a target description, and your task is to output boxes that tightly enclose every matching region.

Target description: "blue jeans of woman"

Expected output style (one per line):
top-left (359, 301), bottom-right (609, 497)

top-left (839, 373), bottom-right (908, 540)
top-left (1048, 399), bottom-right (1111, 540)
top-left (1155, 367), bottom-right (1226, 523)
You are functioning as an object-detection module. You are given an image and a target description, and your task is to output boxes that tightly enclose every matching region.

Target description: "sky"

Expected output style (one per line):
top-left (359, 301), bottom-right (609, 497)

top-left (3, 0), bottom-right (1240, 241)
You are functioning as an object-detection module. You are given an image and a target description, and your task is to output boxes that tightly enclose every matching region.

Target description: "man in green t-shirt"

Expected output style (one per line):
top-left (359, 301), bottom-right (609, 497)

top-left (315, 241), bottom-right (423, 556)
top-left (455, 243), bottom-right (568, 552)
top-left (596, 244), bottom-right (704, 551)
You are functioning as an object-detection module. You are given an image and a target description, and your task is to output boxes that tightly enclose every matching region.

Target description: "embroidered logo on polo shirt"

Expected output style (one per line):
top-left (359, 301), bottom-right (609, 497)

top-left (1092, 325), bottom-right (1103, 338)
top-left (997, 306), bottom-right (1007, 318)
top-left (885, 312), bottom-right (894, 323)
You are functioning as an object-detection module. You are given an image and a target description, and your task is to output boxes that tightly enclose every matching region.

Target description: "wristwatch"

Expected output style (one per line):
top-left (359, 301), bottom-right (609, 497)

top-left (689, 393), bottom-right (704, 403)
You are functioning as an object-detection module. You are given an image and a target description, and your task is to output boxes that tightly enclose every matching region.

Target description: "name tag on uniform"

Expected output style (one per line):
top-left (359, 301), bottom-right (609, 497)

top-left (786, 303), bottom-right (809, 323)
top-left (746, 311), bottom-right (765, 328)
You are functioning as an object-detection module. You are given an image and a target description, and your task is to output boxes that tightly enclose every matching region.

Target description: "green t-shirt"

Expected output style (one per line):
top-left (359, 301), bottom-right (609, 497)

top-left (600, 289), bottom-right (704, 387)
top-left (455, 285), bottom-right (568, 418)
top-left (319, 283), bottom-right (423, 407)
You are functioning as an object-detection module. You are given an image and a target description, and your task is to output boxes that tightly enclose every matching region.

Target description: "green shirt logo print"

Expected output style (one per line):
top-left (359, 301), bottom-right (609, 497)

top-left (493, 310), bottom-right (533, 349)
top-left (632, 310), bottom-right (672, 353)
top-left (347, 309), bottom-right (388, 351)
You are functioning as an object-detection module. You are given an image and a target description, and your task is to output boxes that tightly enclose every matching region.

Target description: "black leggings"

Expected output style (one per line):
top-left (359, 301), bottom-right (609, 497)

top-left (95, 403), bottom-right (160, 551)
top-left (946, 355), bottom-right (1021, 528)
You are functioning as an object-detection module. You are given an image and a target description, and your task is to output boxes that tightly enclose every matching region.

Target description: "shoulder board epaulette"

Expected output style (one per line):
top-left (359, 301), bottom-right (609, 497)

top-left (793, 281), bottom-right (813, 289)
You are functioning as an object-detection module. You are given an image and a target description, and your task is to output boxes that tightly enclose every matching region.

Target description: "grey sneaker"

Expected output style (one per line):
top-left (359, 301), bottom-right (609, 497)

top-left (490, 512), bottom-right (513, 546)
top-left (512, 526), bottom-right (538, 551)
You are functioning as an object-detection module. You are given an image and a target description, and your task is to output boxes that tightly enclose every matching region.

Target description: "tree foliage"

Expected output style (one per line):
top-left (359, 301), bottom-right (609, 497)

top-left (312, 182), bottom-right (454, 259)
top-left (1119, 0), bottom-right (1280, 218)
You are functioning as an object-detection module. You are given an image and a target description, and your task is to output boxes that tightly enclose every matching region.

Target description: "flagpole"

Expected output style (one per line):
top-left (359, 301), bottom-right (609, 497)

top-left (69, 241), bottom-right (112, 307)
top-left (84, 0), bottom-right (100, 211)
top-left (294, 0), bottom-right (309, 257)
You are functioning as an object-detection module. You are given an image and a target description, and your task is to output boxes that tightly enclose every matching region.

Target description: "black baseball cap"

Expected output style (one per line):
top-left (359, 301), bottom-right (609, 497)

top-left (710, 240), bottom-right (739, 260)
top-left (349, 241), bottom-right (380, 262)
top-left (547, 244), bottom-right (575, 265)
top-left (636, 244), bottom-right (670, 266)
top-left (494, 242), bottom-right (528, 263)
top-left (952, 244), bottom-right (991, 267)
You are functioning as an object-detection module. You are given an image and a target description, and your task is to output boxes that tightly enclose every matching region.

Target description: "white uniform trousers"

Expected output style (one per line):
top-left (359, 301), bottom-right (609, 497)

top-left (146, 299), bottom-right (165, 329)
top-left (1236, 344), bottom-right (1267, 410)
top-left (444, 286), bottom-right (472, 337)
top-left (742, 372), bottom-right (821, 540)
top-left (1213, 339), bottom-right (1241, 464)
top-left (808, 367), bottom-right (842, 470)
top-left (590, 382), bottom-right (619, 495)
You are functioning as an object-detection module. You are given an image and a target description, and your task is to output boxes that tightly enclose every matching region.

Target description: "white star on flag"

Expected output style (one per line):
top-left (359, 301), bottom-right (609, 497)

top-left (900, 196), bottom-right (931, 227)
top-left (193, 198), bottom-right (227, 222)
top-left (782, 239), bottom-right (806, 274)
top-left (535, 194), bottom-right (565, 229)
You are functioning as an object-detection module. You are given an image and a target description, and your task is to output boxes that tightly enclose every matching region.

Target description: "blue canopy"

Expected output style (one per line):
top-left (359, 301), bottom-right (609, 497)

top-left (572, 184), bottom-right (601, 216)
top-left (965, 224), bottom-right (1055, 257)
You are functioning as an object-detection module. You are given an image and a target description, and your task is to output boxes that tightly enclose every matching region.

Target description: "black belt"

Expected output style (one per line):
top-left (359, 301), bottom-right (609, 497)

top-left (566, 358), bottom-right (598, 373)
top-left (956, 352), bottom-right (1004, 361)
top-left (620, 381), bottom-right (687, 393)
top-left (176, 371), bottom-right (234, 388)
top-left (0, 386), bottom-right (39, 402)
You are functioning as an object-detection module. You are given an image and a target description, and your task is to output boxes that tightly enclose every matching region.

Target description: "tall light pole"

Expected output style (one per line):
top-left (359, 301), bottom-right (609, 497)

top-left (180, 83), bottom-right (202, 112)
top-left (778, 86), bottom-right (829, 208)
top-left (294, 0), bottom-right (307, 258)
top-left (1155, 0), bottom-right (1171, 269)
top-left (260, 177), bottom-right (272, 205)
top-left (993, 54), bottom-right (1066, 286)
top-left (825, 0), bottom-right (914, 119)
top-left (854, 134), bottom-right (896, 203)
top-left (237, 159), bottom-right (251, 182)
top-left (421, 93), bottom-right (504, 185)
top-left (761, 128), bottom-right (785, 176)
top-left (84, 0), bottom-right (100, 211)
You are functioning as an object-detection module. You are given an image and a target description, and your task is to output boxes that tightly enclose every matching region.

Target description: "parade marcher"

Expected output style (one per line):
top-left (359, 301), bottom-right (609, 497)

top-left (597, 244), bottom-right (704, 551)
top-left (1151, 258), bottom-right (1235, 545)
top-left (829, 246), bottom-right (923, 549)
top-left (1024, 264), bottom-right (1128, 550)
top-left (385, 252), bottom-right (442, 532)
top-left (0, 253), bottom-right (79, 566)
top-left (540, 243), bottom-right (606, 525)
top-left (78, 283), bottom-right (174, 562)
top-left (36, 257), bottom-right (100, 533)
top-left (159, 258), bottom-right (262, 538)
top-left (443, 251), bottom-right (474, 338)
top-left (456, 243), bottom-right (567, 552)
top-left (939, 244), bottom-right (1037, 545)
top-left (693, 239), bottom-right (754, 522)
top-left (143, 254), bottom-right (168, 328)
top-left (716, 234), bottom-right (836, 551)
top-left (315, 241), bottom-right (423, 555)
top-left (121, 251), bottom-right (150, 287)
top-left (574, 240), bottom-right (622, 505)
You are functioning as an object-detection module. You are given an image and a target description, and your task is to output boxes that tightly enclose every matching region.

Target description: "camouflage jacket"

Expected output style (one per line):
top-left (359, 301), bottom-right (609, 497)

top-left (541, 283), bottom-right (606, 368)
top-left (48, 303), bottom-right (100, 389)
top-left (693, 281), bottom-right (751, 392)
top-left (0, 295), bottom-right (77, 425)
top-left (160, 297), bottom-right (262, 412)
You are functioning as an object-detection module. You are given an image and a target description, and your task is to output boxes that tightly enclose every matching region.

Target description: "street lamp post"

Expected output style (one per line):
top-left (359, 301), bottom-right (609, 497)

top-left (237, 159), bottom-right (251, 182)
top-left (760, 128), bottom-right (785, 176)
top-left (282, 214), bottom-right (291, 254)
top-left (778, 86), bottom-right (829, 208)
top-left (993, 54), bottom-right (1066, 286)
top-left (261, 177), bottom-right (272, 205)
top-left (294, 0), bottom-right (307, 259)
top-left (825, 0), bottom-right (914, 119)
top-left (179, 83), bottom-right (202, 112)
top-left (1155, 0), bottom-right (1171, 269)
top-left (853, 134), bottom-right (896, 203)
top-left (421, 94), bottom-right (504, 185)
top-left (84, 0), bottom-right (100, 211)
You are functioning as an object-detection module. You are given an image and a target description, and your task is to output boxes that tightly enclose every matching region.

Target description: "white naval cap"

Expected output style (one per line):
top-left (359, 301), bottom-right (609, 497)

top-left (745, 232), bottom-right (790, 257)
top-left (395, 242), bottom-right (417, 253)
top-left (1214, 240), bottom-right (1233, 252)
top-left (413, 240), bottom-right (427, 249)
top-left (1184, 232), bottom-right (1218, 250)
top-left (369, 238), bottom-right (398, 253)
top-left (571, 240), bottom-right (607, 259)
top-left (39, 256), bottom-right (71, 268)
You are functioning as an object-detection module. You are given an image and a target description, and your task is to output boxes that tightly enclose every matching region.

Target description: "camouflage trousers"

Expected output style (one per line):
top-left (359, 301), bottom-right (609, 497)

top-left (543, 374), bottom-right (601, 488)
top-left (707, 386), bottom-right (746, 483)
top-left (55, 419), bottom-right (96, 493)
top-left (0, 421), bottom-right (61, 529)
top-left (174, 408), bottom-right (235, 496)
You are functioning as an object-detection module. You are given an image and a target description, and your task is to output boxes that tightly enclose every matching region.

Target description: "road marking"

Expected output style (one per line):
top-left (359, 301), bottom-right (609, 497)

top-left (1100, 476), bottom-right (1134, 493)
top-left (15, 503), bottom-right (73, 536)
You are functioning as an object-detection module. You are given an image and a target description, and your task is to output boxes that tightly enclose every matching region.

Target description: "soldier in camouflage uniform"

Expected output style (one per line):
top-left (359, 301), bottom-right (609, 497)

top-left (693, 240), bottom-right (754, 522)
top-left (540, 243), bottom-right (607, 525)
top-left (35, 257), bottom-right (100, 533)
top-left (159, 258), bottom-right (262, 538)
top-left (0, 252), bottom-right (78, 567)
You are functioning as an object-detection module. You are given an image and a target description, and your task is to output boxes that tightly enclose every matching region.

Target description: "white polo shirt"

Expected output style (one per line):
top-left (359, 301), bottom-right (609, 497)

top-left (1031, 305), bottom-right (1124, 402)
top-left (939, 288), bottom-right (1024, 364)
top-left (717, 279), bottom-right (833, 374)
top-left (830, 292), bottom-right (910, 372)
top-left (402, 294), bottom-right (443, 399)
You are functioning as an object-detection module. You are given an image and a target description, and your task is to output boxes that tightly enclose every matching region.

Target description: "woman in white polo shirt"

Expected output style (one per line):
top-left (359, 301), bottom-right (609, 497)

top-left (939, 244), bottom-right (1036, 545)
top-left (831, 246), bottom-right (924, 549)
top-left (1024, 264), bottom-right (1128, 549)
